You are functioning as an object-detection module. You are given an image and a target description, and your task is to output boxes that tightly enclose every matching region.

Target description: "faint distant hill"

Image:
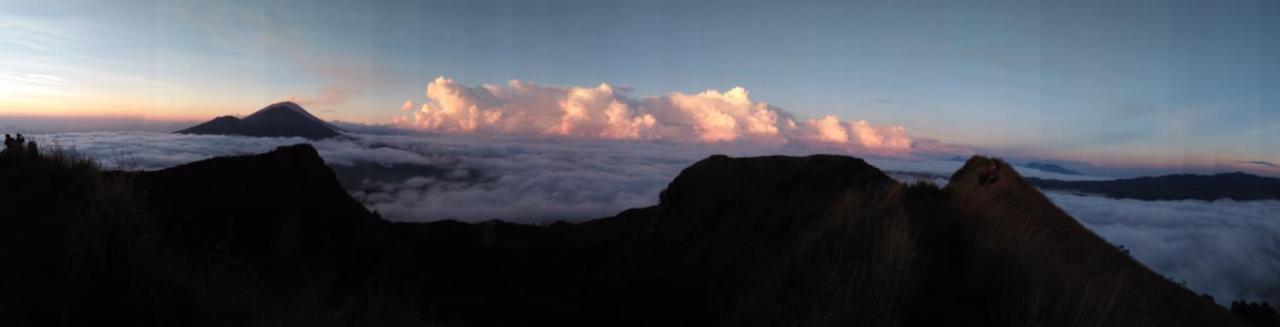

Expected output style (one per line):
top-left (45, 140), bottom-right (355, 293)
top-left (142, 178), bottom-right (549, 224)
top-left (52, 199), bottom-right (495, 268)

top-left (176, 101), bottom-right (340, 139)
top-left (1021, 162), bottom-right (1081, 175)
top-left (1028, 172), bottom-right (1280, 201)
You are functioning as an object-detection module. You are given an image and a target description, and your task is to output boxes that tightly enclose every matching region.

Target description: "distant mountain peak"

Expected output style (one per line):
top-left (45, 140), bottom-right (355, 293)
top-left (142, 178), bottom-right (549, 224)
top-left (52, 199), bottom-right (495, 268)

top-left (1021, 161), bottom-right (1081, 175)
top-left (252, 101), bottom-right (322, 121)
top-left (176, 102), bottom-right (340, 139)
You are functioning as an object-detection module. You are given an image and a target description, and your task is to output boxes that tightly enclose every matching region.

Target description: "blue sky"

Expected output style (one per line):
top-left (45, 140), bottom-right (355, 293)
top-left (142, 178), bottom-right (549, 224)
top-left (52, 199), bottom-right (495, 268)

top-left (1, 0), bottom-right (1277, 172)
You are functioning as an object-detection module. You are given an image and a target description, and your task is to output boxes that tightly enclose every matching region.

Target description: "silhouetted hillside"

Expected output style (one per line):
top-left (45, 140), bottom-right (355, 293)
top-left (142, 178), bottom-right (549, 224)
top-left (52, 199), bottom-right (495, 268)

top-left (1028, 172), bottom-right (1280, 201)
top-left (177, 101), bottom-right (340, 139)
top-left (0, 137), bottom-right (420, 325)
top-left (0, 137), bottom-right (1257, 326)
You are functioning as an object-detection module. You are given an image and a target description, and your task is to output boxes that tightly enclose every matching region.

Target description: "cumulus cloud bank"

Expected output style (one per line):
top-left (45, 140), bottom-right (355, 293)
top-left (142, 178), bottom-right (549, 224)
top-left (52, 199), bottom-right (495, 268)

top-left (1047, 192), bottom-right (1280, 306)
top-left (396, 77), bottom-right (912, 156)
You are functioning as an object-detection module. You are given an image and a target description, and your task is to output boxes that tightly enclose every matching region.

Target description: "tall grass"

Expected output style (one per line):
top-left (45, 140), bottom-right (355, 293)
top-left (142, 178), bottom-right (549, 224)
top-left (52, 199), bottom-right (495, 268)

top-left (714, 156), bottom-right (1246, 326)
top-left (943, 156), bottom-right (1243, 327)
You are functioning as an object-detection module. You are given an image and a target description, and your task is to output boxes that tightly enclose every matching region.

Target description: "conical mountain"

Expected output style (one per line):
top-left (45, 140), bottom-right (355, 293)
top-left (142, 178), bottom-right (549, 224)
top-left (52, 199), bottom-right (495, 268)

top-left (176, 101), bottom-right (340, 139)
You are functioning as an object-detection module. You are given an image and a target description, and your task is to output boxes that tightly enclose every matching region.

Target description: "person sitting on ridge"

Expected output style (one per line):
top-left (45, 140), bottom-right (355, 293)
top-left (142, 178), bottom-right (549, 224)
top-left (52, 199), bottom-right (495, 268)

top-left (3, 134), bottom-right (24, 154)
top-left (978, 161), bottom-right (1001, 186)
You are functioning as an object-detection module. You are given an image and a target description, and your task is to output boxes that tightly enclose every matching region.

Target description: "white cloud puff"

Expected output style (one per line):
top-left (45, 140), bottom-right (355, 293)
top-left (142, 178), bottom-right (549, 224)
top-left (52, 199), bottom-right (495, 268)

top-left (400, 77), bottom-right (913, 156)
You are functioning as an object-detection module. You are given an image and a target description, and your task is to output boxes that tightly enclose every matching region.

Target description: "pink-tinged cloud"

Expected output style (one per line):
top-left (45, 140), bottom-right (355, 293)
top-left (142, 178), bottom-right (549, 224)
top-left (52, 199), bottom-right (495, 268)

top-left (398, 77), bottom-right (915, 156)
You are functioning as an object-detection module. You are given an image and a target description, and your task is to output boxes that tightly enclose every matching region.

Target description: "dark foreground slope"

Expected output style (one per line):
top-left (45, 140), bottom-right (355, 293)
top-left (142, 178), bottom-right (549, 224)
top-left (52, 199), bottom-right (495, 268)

top-left (0, 140), bottom-right (1253, 326)
top-left (1027, 172), bottom-right (1280, 201)
top-left (944, 159), bottom-right (1248, 325)
top-left (0, 142), bottom-right (418, 325)
top-left (177, 101), bottom-right (340, 139)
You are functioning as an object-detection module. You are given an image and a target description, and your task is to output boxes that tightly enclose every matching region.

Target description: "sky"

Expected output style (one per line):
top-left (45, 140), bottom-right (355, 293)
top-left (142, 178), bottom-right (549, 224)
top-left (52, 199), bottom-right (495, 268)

top-left (1, 0), bottom-right (1278, 174)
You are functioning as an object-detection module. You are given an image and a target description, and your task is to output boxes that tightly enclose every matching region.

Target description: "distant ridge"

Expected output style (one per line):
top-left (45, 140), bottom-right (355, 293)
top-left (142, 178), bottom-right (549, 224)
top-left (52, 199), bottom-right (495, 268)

top-left (176, 101), bottom-right (340, 139)
top-left (1028, 172), bottom-right (1280, 201)
top-left (1021, 162), bottom-right (1081, 175)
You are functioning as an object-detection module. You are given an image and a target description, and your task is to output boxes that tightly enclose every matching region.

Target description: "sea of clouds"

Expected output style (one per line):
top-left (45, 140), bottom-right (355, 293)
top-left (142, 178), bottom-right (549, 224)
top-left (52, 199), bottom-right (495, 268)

top-left (33, 131), bottom-right (1096, 221)
top-left (30, 131), bottom-right (1280, 305)
top-left (35, 131), bottom-right (794, 222)
top-left (1048, 192), bottom-right (1280, 306)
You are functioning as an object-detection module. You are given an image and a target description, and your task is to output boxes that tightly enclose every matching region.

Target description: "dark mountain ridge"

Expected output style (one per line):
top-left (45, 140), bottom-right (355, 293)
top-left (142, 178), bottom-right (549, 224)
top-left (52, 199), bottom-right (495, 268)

top-left (176, 101), bottom-right (341, 139)
top-left (1028, 172), bottom-right (1280, 201)
top-left (0, 138), bottom-right (1256, 326)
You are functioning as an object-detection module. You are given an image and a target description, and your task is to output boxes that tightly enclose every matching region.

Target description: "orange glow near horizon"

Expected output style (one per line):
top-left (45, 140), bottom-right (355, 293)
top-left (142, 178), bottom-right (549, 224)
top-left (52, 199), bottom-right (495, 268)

top-left (1, 99), bottom-right (217, 122)
top-left (1, 87), bottom-right (1274, 176)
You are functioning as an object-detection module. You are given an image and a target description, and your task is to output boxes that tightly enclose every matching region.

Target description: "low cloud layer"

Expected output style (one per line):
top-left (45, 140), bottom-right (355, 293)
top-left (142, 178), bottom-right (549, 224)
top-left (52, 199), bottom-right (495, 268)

top-left (35, 131), bottom-right (1109, 221)
top-left (396, 77), bottom-right (913, 156)
top-left (34, 132), bottom-right (441, 171)
top-left (34, 132), bottom-right (755, 222)
top-left (334, 133), bottom-right (752, 222)
top-left (1047, 192), bottom-right (1280, 306)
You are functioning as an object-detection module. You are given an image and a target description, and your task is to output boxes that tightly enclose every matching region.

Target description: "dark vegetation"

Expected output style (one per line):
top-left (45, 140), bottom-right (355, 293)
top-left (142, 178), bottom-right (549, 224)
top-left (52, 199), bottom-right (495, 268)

top-left (1027, 173), bottom-right (1280, 201)
top-left (176, 101), bottom-right (340, 139)
top-left (1232, 301), bottom-right (1280, 327)
top-left (0, 135), bottom-right (1258, 326)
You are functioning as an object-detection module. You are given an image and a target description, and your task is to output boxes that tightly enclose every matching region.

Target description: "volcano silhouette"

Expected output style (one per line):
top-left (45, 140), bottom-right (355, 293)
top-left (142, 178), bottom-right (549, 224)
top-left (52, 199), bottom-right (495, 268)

top-left (176, 101), bottom-right (340, 139)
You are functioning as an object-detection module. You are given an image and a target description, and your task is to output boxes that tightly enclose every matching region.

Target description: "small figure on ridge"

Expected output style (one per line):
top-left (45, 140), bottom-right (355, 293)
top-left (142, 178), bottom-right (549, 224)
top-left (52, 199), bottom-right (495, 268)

top-left (979, 161), bottom-right (1001, 187)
